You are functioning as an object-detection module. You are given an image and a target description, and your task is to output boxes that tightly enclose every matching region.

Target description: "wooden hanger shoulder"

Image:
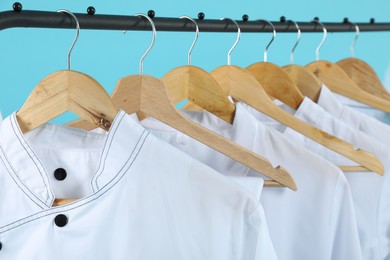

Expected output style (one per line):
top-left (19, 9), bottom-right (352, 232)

top-left (211, 65), bottom-right (271, 103)
top-left (162, 65), bottom-right (235, 124)
top-left (246, 62), bottom-right (304, 109)
top-left (182, 65), bottom-right (247, 111)
top-left (306, 60), bottom-right (390, 113)
top-left (112, 74), bottom-right (297, 190)
top-left (337, 58), bottom-right (390, 101)
top-left (210, 65), bottom-right (384, 175)
top-left (283, 64), bottom-right (323, 103)
top-left (17, 70), bottom-right (118, 133)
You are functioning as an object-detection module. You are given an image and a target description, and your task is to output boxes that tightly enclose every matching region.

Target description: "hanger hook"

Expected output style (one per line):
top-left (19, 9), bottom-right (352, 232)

top-left (56, 10), bottom-right (80, 70)
top-left (287, 20), bottom-right (301, 64)
top-left (345, 20), bottom-right (359, 58)
top-left (312, 20), bottom-right (327, 61)
top-left (220, 18), bottom-right (240, 66)
top-left (257, 20), bottom-right (276, 62)
top-left (179, 16), bottom-right (199, 66)
top-left (131, 14), bottom-right (156, 75)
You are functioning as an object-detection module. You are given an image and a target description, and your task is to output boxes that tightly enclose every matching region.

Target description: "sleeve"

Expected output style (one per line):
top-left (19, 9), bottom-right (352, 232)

top-left (329, 174), bottom-right (363, 260)
top-left (243, 204), bottom-right (279, 260)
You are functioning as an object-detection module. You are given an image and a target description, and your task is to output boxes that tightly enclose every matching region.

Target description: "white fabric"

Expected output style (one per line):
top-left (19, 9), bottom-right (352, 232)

top-left (316, 85), bottom-right (390, 259)
top-left (229, 176), bottom-right (265, 201)
top-left (245, 98), bottom-right (390, 260)
top-left (328, 86), bottom-right (390, 125)
top-left (318, 84), bottom-right (390, 140)
top-left (140, 103), bottom-right (362, 260)
top-left (0, 110), bottom-right (278, 260)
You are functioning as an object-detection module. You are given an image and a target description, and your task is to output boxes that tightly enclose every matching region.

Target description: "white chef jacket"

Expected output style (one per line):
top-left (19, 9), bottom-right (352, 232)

top-left (244, 98), bottom-right (390, 260)
top-left (0, 110), bottom-right (278, 260)
top-left (140, 103), bottom-right (362, 260)
top-left (318, 84), bottom-right (390, 142)
top-left (326, 86), bottom-right (390, 125)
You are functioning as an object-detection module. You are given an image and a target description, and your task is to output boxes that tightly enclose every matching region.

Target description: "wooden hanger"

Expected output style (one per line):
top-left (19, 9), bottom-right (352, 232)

top-left (66, 14), bottom-right (297, 193)
top-left (336, 21), bottom-right (390, 101)
top-left (306, 60), bottom-right (390, 113)
top-left (17, 71), bottom-right (118, 133)
top-left (337, 58), bottom-right (390, 101)
top-left (212, 66), bottom-right (383, 174)
top-left (186, 18), bottom-right (383, 176)
top-left (245, 20), bottom-right (305, 110)
top-left (281, 20), bottom-right (323, 102)
top-left (15, 10), bottom-right (119, 208)
top-left (161, 16), bottom-right (235, 124)
top-left (305, 20), bottom-right (390, 113)
top-left (283, 65), bottom-right (323, 102)
top-left (17, 10), bottom-right (118, 134)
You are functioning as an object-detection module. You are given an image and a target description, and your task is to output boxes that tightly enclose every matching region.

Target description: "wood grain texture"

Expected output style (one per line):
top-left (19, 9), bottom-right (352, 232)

top-left (69, 74), bottom-right (297, 190)
top-left (337, 58), bottom-right (390, 101)
top-left (339, 166), bottom-right (371, 172)
top-left (208, 65), bottom-right (384, 175)
top-left (52, 199), bottom-right (77, 207)
top-left (162, 66), bottom-right (235, 124)
top-left (306, 61), bottom-right (390, 113)
top-left (283, 64), bottom-right (323, 103)
top-left (246, 62), bottom-right (305, 110)
top-left (182, 102), bottom-right (203, 111)
top-left (264, 165), bottom-right (371, 188)
top-left (110, 74), bottom-right (297, 190)
top-left (17, 70), bottom-right (118, 133)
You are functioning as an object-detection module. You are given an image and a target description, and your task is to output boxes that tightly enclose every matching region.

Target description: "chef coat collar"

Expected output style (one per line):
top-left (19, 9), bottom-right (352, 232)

top-left (141, 103), bottom-right (261, 169)
top-left (317, 85), bottom-right (346, 118)
top-left (0, 110), bottom-right (147, 208)
top-left (141, 103), bottom-right (271, 188)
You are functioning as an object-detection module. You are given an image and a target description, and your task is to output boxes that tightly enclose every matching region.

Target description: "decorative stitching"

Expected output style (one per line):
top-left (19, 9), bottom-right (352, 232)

top-left (0, 131), bottom-right (149, 235)
top-left (0, 146), bottom-right (45, 209)
top-left (93, 112), bottom-right (125, 191)
top-left (99, 132), bottom-right (149, 192)
top-left (38, 123), bottom-right (107, 139)
top-left (90, 112), bottom-right (125, 191)
top-left (10, 115), bottom-right (54, 205)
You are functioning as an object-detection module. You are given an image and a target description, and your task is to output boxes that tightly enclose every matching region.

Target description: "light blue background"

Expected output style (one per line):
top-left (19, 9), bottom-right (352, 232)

top-left (1, 0), bottom-right (390, 123)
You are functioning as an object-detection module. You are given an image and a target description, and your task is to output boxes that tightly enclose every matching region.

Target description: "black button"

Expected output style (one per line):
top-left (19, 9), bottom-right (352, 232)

top-left (0, 242), bottom-right (2, 251)
top-left (54, 214), bottom-right (68, 227)
top-left (54, 168), bottom-right (67, 181)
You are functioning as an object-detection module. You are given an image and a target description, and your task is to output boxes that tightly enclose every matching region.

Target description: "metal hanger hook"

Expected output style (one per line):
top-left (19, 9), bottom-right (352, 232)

top-left (56, 10), bottom-right (80, 70)
top-left (220, 18), bottom-right (240, 65)
top-left (345, 21), bottom-right (360, 57)
top-left (179, 16), bottom-right (199, 66)
top-left (312, 20), bottom-right (327, 61)
top-left (287, 20), bottom-right (301, 64)
top-left (257, 20), bottom-right (276, 62)
top-left (129, 14), bottom-right (156, 75)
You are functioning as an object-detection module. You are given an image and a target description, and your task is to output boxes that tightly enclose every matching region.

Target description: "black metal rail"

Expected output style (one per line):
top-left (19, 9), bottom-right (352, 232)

top-left (0, 10), bottom-right (389, 33)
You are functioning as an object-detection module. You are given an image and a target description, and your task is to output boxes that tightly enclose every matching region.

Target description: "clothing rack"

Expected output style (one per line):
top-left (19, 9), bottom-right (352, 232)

top-left (1, 10), bottom-right (390, 33)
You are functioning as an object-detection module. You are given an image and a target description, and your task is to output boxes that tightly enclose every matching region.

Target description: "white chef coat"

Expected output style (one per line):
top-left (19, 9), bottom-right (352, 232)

top-left (326, 86), bottom-right (390, 125)
top-left (318, 84), bottom-right (390, 142)
top-left (0, 110), bottom-right (278, 260)
top-left (230, 176), bottom-right (265, 201)
top-left (140, 103), bottom-right (362, 260)
top-left (244, 98), bottom-right (390, 260)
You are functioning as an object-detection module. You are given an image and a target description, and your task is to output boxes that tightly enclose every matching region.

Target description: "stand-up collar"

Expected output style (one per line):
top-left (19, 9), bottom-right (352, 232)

top-left (0, 110), bottom-right (147, 207)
